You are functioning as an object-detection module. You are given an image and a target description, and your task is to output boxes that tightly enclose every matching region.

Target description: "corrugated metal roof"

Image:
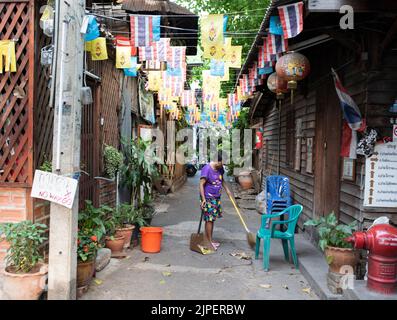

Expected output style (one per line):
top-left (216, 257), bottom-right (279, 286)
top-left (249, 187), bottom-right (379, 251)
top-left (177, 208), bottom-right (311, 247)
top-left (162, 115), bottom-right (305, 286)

top-left (121, 0), bottom-right (193, 15)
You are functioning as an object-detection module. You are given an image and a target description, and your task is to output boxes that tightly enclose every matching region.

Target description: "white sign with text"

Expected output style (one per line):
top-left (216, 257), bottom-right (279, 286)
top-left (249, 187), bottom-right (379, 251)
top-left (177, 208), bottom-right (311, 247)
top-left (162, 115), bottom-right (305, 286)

top-left (31, 170), bottom-right (78, 209)
top-left (364, 142), bottom-right (397, 207)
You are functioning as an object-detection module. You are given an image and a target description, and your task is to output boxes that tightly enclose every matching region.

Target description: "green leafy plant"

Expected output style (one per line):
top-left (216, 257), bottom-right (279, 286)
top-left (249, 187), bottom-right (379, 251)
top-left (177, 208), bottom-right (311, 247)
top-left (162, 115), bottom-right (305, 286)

top-left (116, 203), bottom-right (146, 227)
top-left (304, 212), bottom-right (357, 252)
top-left (104, 145), bottom-right (124, 179)
top-left (78, 200), bottom-right (113, 243)
top-left (39, 158), bottom-right (52, 172)
top-left (0, 221), bottom-right (48, 273)
top-left (120, 138), bottom-right (166, 207)
top-left (77, 228), bottom-right (99, 262)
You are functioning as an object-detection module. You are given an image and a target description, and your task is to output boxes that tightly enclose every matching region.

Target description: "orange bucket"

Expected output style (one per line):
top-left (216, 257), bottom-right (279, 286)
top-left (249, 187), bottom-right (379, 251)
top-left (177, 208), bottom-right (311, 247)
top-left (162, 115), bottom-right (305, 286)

top-left (140, 227), bottom-right (163, 253)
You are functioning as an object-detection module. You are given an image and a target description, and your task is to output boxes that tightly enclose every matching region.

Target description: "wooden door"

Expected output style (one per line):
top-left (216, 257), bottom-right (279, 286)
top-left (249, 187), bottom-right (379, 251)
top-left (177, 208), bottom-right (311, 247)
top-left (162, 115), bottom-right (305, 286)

top-left (314, 78), bottom-right (342, 218)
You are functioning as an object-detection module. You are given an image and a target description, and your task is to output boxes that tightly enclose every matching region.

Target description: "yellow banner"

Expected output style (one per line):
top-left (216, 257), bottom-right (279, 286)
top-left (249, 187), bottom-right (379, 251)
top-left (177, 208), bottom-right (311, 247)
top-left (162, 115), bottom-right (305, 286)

top-left (115, 46), bottom-right (132, 68)
top-left (148, 71), bottom-right (162, 92)
top-left (220, 62), bottom-right (230, 82)
top-left (201, 14), bottom-right (224, 58)
top-left (84, 41), bottom-right (92, 52)
top-left (221, 38), bottom-right (232, 61)
top-left (91, 37), bottom-right (108, 61)
top-left (228, 46), bottom-right (242, 68)
top-left (0, 40), bottom-right (17, 73)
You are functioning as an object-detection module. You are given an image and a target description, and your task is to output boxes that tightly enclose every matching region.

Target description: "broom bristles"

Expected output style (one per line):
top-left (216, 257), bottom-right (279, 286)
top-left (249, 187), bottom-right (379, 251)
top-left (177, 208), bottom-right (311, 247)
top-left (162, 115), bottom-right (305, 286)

top-left (247, 232), bottom-right (256, 249)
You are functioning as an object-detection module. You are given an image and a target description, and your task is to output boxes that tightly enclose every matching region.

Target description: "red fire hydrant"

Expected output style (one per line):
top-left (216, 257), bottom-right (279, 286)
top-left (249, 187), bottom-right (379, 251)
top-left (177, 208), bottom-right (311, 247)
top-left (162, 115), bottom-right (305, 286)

top-left (346, 224), bottom-right (397, 294)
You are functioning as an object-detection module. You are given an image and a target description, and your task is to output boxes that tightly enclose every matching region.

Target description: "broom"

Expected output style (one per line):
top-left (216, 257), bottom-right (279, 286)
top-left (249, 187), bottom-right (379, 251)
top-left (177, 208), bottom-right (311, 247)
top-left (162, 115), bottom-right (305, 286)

top-left (227, 192), bottom-right (256, 249)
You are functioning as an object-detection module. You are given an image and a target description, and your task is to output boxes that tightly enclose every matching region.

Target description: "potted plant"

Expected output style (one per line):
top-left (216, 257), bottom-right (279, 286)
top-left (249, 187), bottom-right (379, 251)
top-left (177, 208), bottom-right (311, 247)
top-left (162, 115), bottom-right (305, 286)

top-left (114, 203), bottom-right (137, 249)
top-left (76, 228), bottom-right (99, 288)
top-left (104, 214), bottom-right (125, 254)
top-left (0, 221), bottom-right (48, 300)
top-left (77, 200), bottom-right (111, 287)
top-left (103, 145), bottom-right (123, 179)
top-left (304, 212), bottom-right (359, 273)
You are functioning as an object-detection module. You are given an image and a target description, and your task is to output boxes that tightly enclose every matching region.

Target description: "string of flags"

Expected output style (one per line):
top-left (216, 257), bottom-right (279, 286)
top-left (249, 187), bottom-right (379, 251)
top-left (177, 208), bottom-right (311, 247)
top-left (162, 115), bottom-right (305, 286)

top-left (78, 1), bottom-right (306, 128)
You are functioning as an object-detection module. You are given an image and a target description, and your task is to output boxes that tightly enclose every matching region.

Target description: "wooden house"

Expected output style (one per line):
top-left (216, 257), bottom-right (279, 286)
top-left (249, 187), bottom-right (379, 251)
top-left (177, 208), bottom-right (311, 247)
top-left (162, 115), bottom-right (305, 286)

top-left (242, 0), bottom-right (397, 231)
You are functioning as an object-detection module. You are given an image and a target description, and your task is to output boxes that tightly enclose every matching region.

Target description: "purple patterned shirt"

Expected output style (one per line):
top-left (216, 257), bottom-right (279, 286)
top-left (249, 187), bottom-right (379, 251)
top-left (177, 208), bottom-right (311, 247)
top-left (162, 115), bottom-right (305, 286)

top-left (200, 164), bottom-right (224, 199)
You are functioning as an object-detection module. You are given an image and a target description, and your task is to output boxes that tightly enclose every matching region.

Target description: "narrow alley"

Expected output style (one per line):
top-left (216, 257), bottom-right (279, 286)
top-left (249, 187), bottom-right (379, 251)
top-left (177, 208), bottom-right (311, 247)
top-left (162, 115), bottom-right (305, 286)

top-left (81, 175), bottom-right (318, 300)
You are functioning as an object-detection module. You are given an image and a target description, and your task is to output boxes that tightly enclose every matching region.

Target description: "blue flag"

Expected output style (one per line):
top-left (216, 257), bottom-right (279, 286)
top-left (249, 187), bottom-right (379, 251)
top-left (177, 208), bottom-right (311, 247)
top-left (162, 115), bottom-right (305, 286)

top-left (84, 15), bottom-right (100, 41)
top-left (210, 60), bottom-right (225, 77)
top-left (223, 15), bottom-right (228, 32)
top-left (124, 57), bottom-right (138, 77)
top-left (258, 66), bottom-right (273, 75)
top-left (269, 16), bottom-right (283, 36)
top-left (152, 16), bottom-right (161, 42)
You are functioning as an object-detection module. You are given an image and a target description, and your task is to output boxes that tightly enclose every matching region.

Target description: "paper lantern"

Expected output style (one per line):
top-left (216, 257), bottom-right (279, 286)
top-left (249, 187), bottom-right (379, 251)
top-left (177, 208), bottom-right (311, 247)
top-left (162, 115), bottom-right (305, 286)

top-left (267, 72), bottom-right (288, 99)
top-left (275, 51), bottom-right (310, 90)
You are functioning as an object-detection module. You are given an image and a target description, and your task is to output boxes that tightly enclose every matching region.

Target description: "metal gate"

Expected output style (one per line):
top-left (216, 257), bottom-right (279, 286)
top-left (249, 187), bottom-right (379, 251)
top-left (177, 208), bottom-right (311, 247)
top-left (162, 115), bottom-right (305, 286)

top-left (79, 83), bottom-right (100, 210)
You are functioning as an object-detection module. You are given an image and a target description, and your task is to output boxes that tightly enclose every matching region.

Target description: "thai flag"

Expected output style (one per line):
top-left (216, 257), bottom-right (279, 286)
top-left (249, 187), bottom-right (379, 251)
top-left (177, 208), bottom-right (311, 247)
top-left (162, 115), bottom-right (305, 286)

top-left (332, 68), bottom-right (362, 130)
top-left (130, 15), bottom-right (160, 48)
top-left (181, 90), bottom-right (195, 107)
top-left (278, 2), bottom-right (304, 39)
top-left (332, 68), bottom-right (364, 158)
top-left (267, 34), bottom-right (288, 55)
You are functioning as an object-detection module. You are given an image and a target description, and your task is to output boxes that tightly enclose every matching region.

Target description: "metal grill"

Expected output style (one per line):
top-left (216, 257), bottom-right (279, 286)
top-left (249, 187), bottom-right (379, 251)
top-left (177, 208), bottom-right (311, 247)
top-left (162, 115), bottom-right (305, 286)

top-left (0, 0), bottom-right (34, 184)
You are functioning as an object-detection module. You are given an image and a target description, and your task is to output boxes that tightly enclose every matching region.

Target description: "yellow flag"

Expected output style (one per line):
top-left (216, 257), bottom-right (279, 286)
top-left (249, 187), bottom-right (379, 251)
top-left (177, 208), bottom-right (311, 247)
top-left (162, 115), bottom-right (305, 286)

top-left (84, 41), bottom-right (92, 52)
top-left (91, 37), bottom-right (108, 61)
top-left (228, 46), bottom-right (242, 68)
top-left (148, 71), bottom-right (162, 92)
top-left (202, 70), bottom-right (221, 93)
top-left (221, 38), bottom-right (232, 61)
top-left (201, 14), bottom-right (224, 58)
top-left (203, 44), bottom-right (223, 60)
top-left (219, 98), bottom-right (227, 112)
top-left (115, 46), bottom-right (132, 68)
top-left (0, 40), bottom-right (17, 73)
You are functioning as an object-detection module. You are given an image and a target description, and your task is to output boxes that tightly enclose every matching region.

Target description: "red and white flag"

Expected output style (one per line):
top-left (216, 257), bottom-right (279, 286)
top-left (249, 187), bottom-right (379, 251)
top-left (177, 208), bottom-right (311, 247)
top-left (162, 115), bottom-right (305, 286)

top-left (267, 34), bottom-right (288, 54)
top-left (278, 2), bottom-right (304, 39)
top-left (181, 90), bottom-right (195, 107)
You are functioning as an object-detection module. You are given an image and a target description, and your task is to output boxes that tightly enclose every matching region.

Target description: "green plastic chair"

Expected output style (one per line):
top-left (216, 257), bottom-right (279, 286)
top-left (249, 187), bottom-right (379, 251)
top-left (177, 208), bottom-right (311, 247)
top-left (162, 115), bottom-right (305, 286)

top-left (255, 204), bottom-right (303, 271)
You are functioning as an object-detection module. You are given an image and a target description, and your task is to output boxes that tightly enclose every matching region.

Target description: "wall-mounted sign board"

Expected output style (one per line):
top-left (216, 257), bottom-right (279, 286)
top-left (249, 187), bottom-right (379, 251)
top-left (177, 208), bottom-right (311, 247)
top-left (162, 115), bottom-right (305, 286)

top-left (31, 170), bottom-right (78, 209)
top-left (364, 142), bottom-right (397, 208)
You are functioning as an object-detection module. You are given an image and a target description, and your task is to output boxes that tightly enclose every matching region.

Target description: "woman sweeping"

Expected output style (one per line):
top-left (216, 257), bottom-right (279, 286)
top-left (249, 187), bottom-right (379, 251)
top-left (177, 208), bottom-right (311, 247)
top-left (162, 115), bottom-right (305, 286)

top-left (199, 154), bottom-right (233, 251)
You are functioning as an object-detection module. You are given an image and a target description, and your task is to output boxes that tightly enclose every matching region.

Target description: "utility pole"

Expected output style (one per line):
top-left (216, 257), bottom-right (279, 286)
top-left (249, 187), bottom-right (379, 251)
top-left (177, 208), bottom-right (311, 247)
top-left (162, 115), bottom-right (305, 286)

top-left (48, 0), bottom-right (85, 300)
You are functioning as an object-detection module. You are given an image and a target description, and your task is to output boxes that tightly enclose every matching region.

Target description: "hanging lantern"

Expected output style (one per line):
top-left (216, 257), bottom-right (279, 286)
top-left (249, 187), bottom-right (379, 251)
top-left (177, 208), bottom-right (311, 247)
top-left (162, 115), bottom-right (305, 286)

top-left (267, 72), bottom-right (288, 100)
top-left (275, 51), bottom-right (310, 90)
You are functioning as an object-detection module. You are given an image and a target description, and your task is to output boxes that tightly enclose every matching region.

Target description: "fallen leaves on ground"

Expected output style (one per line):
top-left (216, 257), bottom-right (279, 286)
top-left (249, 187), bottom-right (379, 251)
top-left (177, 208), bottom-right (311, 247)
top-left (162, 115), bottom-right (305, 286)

top-left (159, 280), bottom-right (166, 285)
top-left (302, 288), bottom-right (311, 294)
top-left (94, 279), bottom-right (103, 285)
top-left (259, 284), bottom-right (272, 289)
top-left (230, 251), bottom-right (252, 260)
top-left (162, 271), bottom-right (172, 277)
top-left (282, 284), bottom-right (289, 290)
top-left (142, 257), bottom-right (150, 262)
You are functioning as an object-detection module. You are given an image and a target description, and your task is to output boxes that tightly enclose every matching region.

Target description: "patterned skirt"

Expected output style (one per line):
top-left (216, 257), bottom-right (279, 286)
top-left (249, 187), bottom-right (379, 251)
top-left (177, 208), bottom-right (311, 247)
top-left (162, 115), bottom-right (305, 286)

top-left (203, 198), bottom-right (223, 222)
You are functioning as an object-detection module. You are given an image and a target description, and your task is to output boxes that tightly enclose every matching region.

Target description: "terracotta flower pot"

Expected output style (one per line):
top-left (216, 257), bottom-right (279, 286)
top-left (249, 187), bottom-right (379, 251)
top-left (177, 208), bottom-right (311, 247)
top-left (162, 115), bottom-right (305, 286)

top-left (238, 172), bottom-right (253, 190)
top-left (105, 235), bottom-right (125, 253)
top-left (2, 263), bottom-right (48, 300)
top-left (324, 246), bottom-right (359, 274)
top-left (115, 224), bottom-right (135, 249)
top-left (77, 259), bottom-right (95, 288)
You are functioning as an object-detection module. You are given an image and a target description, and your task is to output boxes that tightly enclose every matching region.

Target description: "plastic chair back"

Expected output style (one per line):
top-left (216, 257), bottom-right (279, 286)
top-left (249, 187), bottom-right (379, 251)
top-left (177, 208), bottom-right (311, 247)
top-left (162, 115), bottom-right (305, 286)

top-left (284, 204), bottom-right (303, 234)
top-left (265, 175), bottom-right (291, 203)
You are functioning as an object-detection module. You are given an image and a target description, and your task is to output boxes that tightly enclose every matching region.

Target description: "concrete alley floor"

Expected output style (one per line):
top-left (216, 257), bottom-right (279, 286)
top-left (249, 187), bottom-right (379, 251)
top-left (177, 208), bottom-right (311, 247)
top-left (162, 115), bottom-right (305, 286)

top-left (81, 175), bottom-right (318, 300)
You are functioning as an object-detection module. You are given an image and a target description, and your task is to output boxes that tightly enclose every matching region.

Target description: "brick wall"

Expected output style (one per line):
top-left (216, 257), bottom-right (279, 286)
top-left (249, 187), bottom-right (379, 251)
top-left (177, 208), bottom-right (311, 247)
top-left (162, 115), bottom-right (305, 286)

top-left (33, 199), bottom-right (50, 262)
top-left (0, 187), bottom-right (31, 266)
top-left (98, 179), bottom-right (116, 207)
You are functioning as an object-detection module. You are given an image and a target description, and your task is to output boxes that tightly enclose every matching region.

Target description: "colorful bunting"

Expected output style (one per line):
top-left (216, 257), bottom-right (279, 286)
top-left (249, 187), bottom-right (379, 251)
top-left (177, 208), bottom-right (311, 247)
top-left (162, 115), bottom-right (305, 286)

top-left (130, 15), bottom-right (160, 48)
top-left (278, 1), bottom-right (304, 39)
top-left (90, 37), bottom-right (108, 61)
top-left (210, 59), bottom-right (225, 77)
top-left (228, 46), bottom-right (242, 68)
top-left (116, 46), bottom-right (132, 68)
top-left (201, 14), bottom-right (224, 50)
top-left (269, 16), bottom-right (283, 36)
top-left (267, 34), bottom-right (288, 54)
top-left (124, 57), bottom-right (138, 77)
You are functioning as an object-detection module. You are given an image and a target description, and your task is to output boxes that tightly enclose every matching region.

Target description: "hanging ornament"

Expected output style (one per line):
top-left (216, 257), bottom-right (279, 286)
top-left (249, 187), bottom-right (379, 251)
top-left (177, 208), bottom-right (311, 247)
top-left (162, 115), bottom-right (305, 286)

top-left (275, 51), bottom-right (310, 103)
top-left (267, 72), bottom-right (288, 100)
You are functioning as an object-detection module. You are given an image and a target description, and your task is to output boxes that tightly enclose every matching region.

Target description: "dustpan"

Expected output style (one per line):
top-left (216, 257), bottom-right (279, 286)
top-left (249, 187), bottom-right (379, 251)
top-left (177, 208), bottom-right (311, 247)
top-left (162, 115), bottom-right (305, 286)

top-left (190, 209), bottom-right (216, 255)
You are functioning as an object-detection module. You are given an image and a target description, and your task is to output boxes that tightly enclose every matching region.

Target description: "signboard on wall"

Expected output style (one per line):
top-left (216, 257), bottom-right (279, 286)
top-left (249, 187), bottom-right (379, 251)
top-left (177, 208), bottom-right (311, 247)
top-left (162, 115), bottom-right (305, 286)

top-left (364, 142), bottom-right (397, 207)
top-left (31, 170), bottom-right (78, 209)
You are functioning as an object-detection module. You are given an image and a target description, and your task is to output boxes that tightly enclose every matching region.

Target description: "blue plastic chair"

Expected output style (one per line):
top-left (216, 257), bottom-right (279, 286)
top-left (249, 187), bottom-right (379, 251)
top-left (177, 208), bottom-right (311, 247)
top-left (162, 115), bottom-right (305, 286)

top-left (255, 204), bottom-right (303, 271)
top-left (265, 176), bottom-right (291, 210)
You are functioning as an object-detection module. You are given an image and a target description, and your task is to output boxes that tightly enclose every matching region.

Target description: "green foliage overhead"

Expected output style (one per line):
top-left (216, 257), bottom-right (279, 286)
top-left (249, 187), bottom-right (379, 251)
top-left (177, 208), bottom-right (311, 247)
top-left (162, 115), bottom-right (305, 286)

top-left (175, 0), bottom-right (270, 95)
